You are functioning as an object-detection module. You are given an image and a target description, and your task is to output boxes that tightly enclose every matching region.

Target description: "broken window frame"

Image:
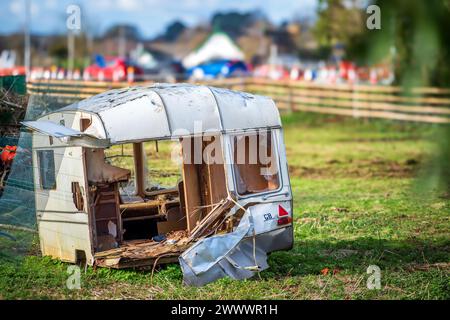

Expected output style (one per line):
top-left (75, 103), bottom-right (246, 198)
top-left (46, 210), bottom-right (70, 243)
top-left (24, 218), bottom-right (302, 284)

top-left (229, 129), bottom-right (282, 198)
top-left (142, 139), bottom-right (183, 194)
top-left (104, 143), bottom-right (137, 196)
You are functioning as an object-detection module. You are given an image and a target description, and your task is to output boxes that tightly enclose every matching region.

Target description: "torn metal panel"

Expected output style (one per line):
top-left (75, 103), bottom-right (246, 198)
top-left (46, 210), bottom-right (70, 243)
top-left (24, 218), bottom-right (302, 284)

top-left (253, 225), bottom-right (294, 253)
top-left (180, 237), bottom-right (269, 287)
top-left (22, 120), bottom-right (85, 138)
top-left (179, 211), bottom-right (270, 286)
top-left (22, 120), bottom-right (110, 148)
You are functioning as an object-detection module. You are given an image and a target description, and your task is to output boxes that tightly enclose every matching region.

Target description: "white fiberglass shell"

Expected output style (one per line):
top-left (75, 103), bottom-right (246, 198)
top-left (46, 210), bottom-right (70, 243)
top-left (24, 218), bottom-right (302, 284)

top-left (56, 83), bottom-right (281, 144)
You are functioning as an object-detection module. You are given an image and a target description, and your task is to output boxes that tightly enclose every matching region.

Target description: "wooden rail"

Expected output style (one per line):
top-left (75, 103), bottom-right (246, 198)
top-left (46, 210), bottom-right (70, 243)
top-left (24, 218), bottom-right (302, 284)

top-left (27, 78), bottom-right (450, 124)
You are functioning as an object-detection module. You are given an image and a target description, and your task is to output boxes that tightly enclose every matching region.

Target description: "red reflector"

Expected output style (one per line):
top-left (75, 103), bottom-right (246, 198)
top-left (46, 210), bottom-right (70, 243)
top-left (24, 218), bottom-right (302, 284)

top-left (277, 216), bottom-right (292, 225)
top-left (278, 205), bottom-right (289, 217)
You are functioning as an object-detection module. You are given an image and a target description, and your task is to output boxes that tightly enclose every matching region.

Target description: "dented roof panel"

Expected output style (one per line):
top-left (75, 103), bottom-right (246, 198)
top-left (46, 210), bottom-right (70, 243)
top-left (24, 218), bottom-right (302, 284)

top-left (56, 83), bottom-right (281, 144)
top-left (152, 84), bottom-right (222, 134)
top-left (98, 94), bottom-right (171, 143)
top-left (209, 87), bottom-right (281, 130)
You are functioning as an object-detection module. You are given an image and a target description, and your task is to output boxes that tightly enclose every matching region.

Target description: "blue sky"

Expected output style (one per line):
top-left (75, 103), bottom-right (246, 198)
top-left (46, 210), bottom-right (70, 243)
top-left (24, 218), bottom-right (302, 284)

top-left (0, 0), bottom-right (318, 38)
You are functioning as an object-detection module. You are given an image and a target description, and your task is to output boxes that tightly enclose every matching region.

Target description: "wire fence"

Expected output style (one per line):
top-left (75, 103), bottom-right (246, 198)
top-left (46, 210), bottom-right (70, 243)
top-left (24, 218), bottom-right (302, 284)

top-left (0, 94), bottom-right (69, 231)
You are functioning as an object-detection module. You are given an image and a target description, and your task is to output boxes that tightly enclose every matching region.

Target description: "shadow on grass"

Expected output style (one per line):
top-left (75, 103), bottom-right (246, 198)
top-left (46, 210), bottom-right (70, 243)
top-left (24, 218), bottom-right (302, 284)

top-left (264, 238), bottom-right (450, 278)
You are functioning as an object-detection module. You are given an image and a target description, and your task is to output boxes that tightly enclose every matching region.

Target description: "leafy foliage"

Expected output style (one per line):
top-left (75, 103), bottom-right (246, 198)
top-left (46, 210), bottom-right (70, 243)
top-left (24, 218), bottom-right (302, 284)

top-left (313, 0), bottom-right (365, 51)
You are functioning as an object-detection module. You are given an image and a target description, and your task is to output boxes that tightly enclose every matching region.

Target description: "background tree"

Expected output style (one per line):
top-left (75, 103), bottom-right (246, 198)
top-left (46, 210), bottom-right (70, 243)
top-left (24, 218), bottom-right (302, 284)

top-left (162, 21), bottom-right (186, 42)
top-left (347, 0), bottom-right (450, 88)
top-left (211, 11), bottom-right (265, 37)
top-left (346, 0), bottom-right (450, 193)
top-left (312, 0), bottom-right (365, 55)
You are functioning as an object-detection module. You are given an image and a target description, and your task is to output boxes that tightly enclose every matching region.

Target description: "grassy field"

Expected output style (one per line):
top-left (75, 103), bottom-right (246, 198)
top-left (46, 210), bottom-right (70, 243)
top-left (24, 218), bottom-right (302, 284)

top-left (0, 112), bottom-right (449, 300)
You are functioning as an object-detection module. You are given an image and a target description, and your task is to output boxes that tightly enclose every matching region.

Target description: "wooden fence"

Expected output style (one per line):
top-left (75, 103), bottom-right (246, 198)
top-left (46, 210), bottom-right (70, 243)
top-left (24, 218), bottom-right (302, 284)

top-left (27, 78), bottom-right (450, 124)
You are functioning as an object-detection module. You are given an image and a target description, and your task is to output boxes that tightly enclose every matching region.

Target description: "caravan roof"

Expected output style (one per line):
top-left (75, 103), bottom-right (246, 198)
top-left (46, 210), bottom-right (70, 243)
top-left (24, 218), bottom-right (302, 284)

top-left (52, 83), bottom-right (281, 144)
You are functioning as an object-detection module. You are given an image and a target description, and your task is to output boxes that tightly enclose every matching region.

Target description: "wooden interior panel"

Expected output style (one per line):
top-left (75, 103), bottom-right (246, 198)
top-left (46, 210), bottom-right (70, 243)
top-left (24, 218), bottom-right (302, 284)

top-left (71, 181), bottom-right (84, 211)
top-left (177, 180), bottom-right (186, 216)
top-left (133, 143), bottom-right (145, 197)
top-left (181, 136), bottom-right (228, 233)
top-left (204, 137), bottom-right (227, 205)
top-left (80, 118), bottom-right (92, 132)
top-left (182, 162), bottom-right (201, 232)
top-left (93, 183), bottom-right (122, 251)
top-left (157, 207), bottom-right (187, 234)
top-left (85, 148), bottom-right (130, 184)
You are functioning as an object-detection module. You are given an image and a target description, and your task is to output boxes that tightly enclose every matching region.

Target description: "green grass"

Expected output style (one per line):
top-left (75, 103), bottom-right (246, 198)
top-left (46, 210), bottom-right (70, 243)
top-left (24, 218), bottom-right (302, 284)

top-left (1, 112), bottom-right (449, 300)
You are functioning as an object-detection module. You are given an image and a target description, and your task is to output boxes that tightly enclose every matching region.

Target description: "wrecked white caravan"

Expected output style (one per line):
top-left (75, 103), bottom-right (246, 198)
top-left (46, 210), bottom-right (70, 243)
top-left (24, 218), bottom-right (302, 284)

top-left (22, 83), bottom-right (293, 286)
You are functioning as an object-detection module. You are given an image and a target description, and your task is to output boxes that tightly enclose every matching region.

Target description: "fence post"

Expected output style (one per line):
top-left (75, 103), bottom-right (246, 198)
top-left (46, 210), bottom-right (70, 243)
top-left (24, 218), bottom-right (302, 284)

top-left (351, 84), bottom-right (358, 119)
top-left (288, 80), bottom-right (294, 113)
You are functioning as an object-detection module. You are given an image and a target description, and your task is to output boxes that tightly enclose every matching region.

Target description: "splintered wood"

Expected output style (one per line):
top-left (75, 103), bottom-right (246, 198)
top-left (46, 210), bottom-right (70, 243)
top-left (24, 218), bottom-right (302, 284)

top-left (94, 197), bottom-right (234, 269)
top-left (188, 198), bottom-right (234, 241)
top-left (94, 230), bottom-right (190, 268)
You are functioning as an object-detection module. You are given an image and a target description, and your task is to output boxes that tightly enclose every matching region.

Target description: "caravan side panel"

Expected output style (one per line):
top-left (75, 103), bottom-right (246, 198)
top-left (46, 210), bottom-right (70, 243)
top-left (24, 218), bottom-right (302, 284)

top-left (33, 111), bottom-right (93, 264)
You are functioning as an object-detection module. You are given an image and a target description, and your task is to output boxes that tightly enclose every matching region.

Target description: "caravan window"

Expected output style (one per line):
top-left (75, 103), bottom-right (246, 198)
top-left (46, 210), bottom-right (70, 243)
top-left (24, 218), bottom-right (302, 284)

top-left (104, 144), bottom-right (136, 195)
top-left (37, 150), bottom-right (56, 190)
top-left (143, 140), bottom-right (182, 190)
top-left (232, 131), bottom-right (280, 196)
